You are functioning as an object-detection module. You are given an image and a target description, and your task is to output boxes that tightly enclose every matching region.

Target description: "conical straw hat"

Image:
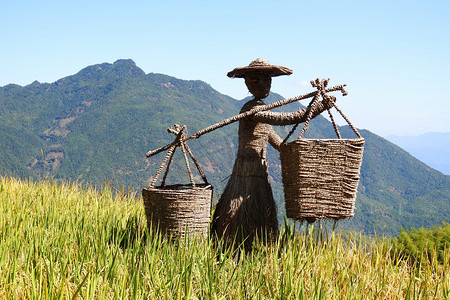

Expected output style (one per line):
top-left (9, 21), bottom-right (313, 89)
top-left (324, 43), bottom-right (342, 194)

top-left (227, 58), bottom-right (293, 78)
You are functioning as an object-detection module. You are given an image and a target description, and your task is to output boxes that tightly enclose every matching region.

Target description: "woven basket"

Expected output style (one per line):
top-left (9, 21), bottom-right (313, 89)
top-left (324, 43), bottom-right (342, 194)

top-left (279, 94), bottom-right (364, 222)
top-left (142, 125), bottom-right (212, 238)
top-left (280, 138), bottom-right (364, 221)
top-left (142, 184), bottom-right (212, 238)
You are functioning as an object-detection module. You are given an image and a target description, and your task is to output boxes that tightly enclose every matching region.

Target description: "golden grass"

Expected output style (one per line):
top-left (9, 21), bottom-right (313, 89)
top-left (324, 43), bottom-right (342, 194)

top-left (0, 176), bottom-right (448, 299)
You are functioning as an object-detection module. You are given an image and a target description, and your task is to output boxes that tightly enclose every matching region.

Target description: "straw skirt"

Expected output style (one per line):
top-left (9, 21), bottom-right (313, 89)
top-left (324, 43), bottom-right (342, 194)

top-left (211, 156), bottom-right (278, 248)
top-left (211, 99), bottom-right (279, 249)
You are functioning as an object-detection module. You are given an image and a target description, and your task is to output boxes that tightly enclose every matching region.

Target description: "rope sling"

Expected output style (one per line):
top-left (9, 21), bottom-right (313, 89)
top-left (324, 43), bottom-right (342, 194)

top-left (279, 79), bottom-right (364, 222)
top-left (142, 125), bottom-right (212, 238)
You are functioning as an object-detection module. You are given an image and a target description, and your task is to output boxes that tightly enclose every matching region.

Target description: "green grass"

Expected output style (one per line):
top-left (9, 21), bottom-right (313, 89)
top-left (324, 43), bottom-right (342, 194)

top-left (0, 176), bottom-right (448, 299)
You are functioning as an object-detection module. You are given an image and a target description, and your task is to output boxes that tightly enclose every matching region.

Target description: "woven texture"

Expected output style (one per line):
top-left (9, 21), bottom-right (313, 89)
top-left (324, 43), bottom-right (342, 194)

top-left (280, 138), bottom-right (365, 222)
top-left (142, 184), bottom-right (212, 238)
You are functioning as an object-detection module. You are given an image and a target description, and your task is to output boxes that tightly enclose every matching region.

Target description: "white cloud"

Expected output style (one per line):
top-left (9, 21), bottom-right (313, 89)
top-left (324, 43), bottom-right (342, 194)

top-left (299, 80), bottom-right (310, 86)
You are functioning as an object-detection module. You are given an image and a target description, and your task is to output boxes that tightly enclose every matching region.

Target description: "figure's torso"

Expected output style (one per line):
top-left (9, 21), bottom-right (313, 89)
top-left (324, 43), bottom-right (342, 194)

top-left (237, 99), bottom-right (272, 159)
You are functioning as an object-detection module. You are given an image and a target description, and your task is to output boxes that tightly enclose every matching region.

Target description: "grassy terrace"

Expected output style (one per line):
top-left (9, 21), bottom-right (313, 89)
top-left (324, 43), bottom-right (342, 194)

top-left (0, 176), bottom-right (448, 299)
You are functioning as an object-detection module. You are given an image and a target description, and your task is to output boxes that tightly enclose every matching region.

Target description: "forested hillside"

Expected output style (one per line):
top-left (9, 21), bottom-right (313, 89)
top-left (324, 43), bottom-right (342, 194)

top-left (1, 59), bottom-right (448, 235)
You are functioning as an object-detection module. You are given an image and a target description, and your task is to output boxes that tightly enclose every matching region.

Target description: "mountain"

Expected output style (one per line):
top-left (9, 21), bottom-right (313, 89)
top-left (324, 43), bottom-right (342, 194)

top-left (385, 133), bottom-right (450, 175)
top-left (1, 59), bottom-right (449, 236)
top-left (1, 59), bottom-right (240, 189)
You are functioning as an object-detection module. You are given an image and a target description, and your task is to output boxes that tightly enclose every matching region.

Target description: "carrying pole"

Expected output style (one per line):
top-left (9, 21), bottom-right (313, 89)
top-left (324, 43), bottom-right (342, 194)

top-left (146, 82), bottom-right (347, 158)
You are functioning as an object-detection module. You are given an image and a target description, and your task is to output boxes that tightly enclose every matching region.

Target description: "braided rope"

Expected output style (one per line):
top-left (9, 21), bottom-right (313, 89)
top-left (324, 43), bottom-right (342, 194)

top-left (151, 124), bottom-right (211, 189)
top-left (179, 131), bottom-right (196, 188)
top-left (298, 93), bottom-right (321, 138)
top-left (282, 123), bottom-right (299, 144)
top-left (327, 108), bottom-right (342, 139)
top-left (281, 92), bottom-right (320, 143)
top-left (149, 125), bottom-right (186, 188)
top-left (285, 78), bottom-right (360, 141)
top-left (149, 144), bottom-right (176, 189)
top-left (160, 144), bottom-right (177, 187)
top-left (173, 125), bottom-right (209, 185)
top-left (294, 78), bottom-right (328, 139)
top-left (332, 103), bottom-right (362, 138)
top-left (183, 140), bottom-right (209, 184)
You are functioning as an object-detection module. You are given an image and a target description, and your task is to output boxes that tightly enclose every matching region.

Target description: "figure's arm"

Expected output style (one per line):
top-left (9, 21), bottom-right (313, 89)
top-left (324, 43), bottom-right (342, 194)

top-left (267, 126), bottom-right (283, 150)
top-left (251, 96), bottom-right (335, 126)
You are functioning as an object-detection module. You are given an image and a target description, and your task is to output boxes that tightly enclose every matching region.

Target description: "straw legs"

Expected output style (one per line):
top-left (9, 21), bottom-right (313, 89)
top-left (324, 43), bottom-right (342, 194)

top-left (211, 156), bottom-right (279, 250)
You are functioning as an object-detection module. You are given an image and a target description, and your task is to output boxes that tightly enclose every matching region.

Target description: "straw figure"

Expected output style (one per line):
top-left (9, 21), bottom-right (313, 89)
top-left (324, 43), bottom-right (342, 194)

top-left (211, 58), bottom-right (337, 250)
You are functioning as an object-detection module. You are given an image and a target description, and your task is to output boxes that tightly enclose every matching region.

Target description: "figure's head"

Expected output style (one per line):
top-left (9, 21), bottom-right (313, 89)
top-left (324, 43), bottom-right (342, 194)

top-left (244, 73), bottom-right (272, 99)
top-left (227, 58), bottom-right (293, 99)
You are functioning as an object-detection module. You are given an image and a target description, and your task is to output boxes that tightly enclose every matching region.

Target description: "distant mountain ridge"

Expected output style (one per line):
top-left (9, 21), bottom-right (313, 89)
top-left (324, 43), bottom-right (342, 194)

top-left (386, 132), bottom-right (450, 175)
top-left (1, 59), bottom-right (448, 235)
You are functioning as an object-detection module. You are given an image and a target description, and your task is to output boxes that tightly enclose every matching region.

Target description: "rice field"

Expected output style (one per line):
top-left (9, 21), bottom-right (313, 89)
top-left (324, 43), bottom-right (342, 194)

top-left (0, 176), bottom-right (448, 299)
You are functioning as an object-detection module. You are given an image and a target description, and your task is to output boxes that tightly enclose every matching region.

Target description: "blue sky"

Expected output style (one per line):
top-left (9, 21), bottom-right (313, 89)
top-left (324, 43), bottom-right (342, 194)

top-left (1, 0), bottom-right (449, 136)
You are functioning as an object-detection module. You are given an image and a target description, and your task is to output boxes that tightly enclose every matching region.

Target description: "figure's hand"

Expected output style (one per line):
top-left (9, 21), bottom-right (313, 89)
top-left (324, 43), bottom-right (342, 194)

top-left (322, 95), bottom-right (336, 109)
top-left (311, 78), bottom-right (336, 110)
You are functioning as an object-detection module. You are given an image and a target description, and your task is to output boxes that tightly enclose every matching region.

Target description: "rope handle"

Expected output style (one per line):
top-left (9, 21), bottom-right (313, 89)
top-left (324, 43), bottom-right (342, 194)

top-left (282, 78), bottom-right (361, 143)
top-left (148, 125), bottom-right (209, 189)
top-left (148, 130), bottom-right (182, 189)
top-left (331, 103), bottom-right (362, 138)
top-left (282, 91), bottom-right (321, 143)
